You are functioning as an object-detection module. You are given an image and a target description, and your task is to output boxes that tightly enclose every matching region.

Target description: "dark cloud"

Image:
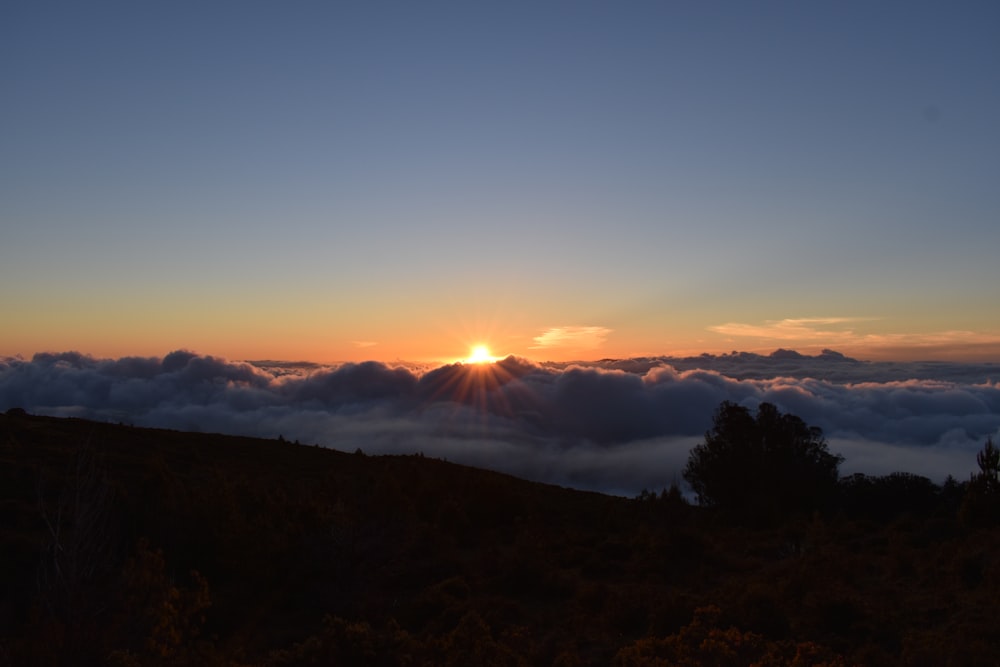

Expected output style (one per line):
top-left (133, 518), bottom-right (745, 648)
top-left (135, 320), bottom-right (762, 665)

top-left (2, 350), bottom-right (998, 495)
top-left (577, 350), bottom-right (1000, 385)
top-left (292, 361), bottom-right (419, 409)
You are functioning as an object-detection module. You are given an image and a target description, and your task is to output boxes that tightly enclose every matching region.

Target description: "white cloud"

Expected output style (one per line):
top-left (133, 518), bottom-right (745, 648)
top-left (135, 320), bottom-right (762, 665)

top-left (709, 317), bottom-right (868, 341)
top-left (530, 326), bottom-right (611, 350)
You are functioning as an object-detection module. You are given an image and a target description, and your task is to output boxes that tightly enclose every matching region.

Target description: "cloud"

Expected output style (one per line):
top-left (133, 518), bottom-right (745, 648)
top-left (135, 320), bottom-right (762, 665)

top-left (352, 341), bottom-right (377, 348)
top-left (710, 318), bottom-right (1000, 359)
top-left (2, 349), bottom-right (999, 495)
top-left (530, 326), bottom-right (611, 351)
top-left (709, 317), bottom-right (869, 341)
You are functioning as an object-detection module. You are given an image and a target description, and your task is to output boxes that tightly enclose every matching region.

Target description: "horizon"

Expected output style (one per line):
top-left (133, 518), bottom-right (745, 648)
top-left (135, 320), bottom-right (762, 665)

top-left (3, 341), bottom-right (1000, 368)
top-left (3, 345), bottom-right (998, 496)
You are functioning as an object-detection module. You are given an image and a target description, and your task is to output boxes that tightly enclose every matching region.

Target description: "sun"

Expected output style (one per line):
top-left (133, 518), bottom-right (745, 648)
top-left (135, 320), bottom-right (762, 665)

top-left (466, 344), bottom-right (497, 364)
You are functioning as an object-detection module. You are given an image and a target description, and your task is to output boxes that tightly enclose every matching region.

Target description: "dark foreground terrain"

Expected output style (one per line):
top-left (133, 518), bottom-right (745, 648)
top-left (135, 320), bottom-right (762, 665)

top-left (2, 410), bottom-right (999, 665)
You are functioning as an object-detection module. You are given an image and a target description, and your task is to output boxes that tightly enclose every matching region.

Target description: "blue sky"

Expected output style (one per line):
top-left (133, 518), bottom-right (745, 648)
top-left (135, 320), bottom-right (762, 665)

top-left (3, 1), bottom-right (999, 362)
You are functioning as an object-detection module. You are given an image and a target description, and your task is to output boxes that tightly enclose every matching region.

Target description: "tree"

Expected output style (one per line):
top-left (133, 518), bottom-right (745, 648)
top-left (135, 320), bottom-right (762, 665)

top-left (960, 436), bottom-right (1000, 527)
top-left (683, 402), bottom-right (843, 516)
top-left (975, 436), bottom-right (999, 488)
top-left (838, 472), bottom-right (942, 522)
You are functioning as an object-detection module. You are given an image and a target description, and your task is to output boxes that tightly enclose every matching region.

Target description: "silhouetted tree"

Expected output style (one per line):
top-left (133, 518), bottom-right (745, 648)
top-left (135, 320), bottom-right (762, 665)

top-left (838, 472), bottom-right (947, 522)
top-left (683, 402), bottom-right (843, 516)
top-left (976, 437), bottom-right (999, 488)
top-left (960, 436), bottom-right (1000, 527)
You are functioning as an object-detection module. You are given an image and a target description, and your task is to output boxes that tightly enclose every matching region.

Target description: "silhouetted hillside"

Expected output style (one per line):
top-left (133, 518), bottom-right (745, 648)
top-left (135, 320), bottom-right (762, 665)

top-left (3, 411), bottom-right (1000, 666)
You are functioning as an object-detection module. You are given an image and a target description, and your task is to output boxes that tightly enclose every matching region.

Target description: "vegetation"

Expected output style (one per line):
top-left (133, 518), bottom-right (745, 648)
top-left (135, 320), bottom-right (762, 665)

top-left (2, 408), bottom-right (1000, 665)
top-left (959, 436), bottom-right (1000, 527)
top-left (683, 402), bottom-right (842, 518)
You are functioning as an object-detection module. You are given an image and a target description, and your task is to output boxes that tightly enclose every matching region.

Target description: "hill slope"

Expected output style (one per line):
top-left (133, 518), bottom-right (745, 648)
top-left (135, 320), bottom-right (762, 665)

top-left (2, 411), bottom-right (999, 665)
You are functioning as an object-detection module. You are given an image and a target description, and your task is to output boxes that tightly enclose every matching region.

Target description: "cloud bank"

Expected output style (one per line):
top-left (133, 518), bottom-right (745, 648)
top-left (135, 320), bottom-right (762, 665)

top-left (709, 318), bottom-right (1000, 360)
top-left (2, 349), bottom-right (998, 496)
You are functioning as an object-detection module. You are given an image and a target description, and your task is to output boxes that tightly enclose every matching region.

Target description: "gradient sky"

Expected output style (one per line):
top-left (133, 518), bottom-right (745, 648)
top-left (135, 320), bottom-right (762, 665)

top-left (3, 1), bottom-right (999, 363)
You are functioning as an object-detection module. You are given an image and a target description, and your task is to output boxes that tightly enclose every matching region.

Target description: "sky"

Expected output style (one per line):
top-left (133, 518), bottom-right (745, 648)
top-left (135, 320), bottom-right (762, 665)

top-left (3, 1), bottom-right (1000, 363)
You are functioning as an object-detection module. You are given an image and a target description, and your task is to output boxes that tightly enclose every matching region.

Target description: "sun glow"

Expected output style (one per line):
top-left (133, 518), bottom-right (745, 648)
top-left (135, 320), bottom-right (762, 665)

top-left (466, 344), bottom-right (497, 364)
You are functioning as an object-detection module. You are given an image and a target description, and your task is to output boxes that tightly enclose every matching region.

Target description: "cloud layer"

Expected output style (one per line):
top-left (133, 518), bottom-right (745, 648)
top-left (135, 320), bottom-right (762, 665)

top-left (2, 349), bottom-right (998, 495)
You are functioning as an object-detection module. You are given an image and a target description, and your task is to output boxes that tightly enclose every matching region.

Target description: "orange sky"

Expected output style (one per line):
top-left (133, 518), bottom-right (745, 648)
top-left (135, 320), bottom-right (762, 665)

top-left (4, 294), bottom-right (1000, 364)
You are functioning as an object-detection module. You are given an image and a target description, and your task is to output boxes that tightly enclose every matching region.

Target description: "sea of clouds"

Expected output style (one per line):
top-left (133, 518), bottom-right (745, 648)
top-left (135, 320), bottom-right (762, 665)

top-left (2, 349), bottom-right (999, 496)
